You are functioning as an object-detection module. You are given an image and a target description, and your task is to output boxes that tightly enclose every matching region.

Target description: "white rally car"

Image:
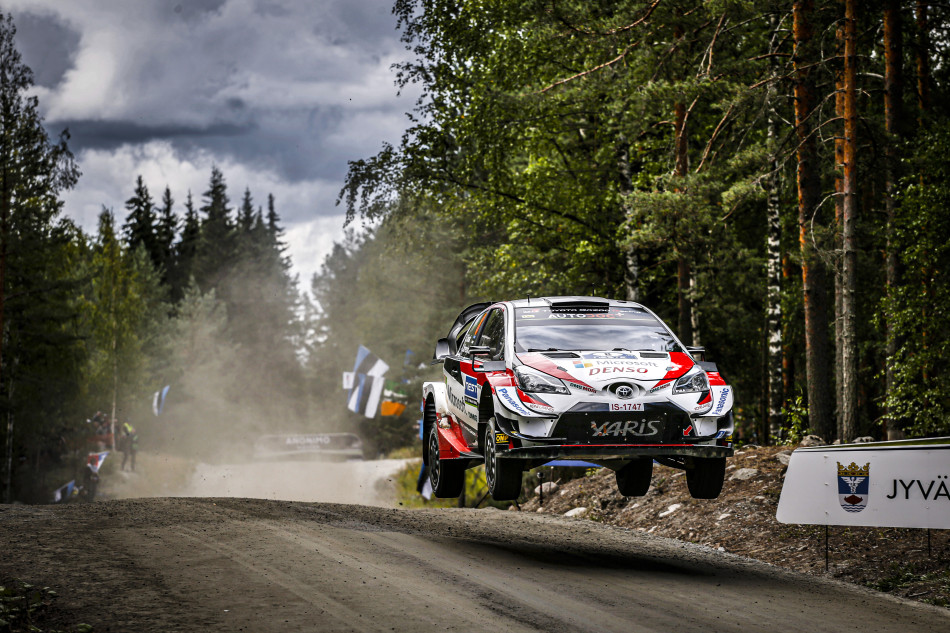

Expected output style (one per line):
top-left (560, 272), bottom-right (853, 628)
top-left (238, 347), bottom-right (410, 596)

top-left (422, 297), bottom-right (735, 501)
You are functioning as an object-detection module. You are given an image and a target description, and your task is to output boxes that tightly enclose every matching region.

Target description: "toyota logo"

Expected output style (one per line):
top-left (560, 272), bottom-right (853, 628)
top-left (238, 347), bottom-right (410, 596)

top-left (615, 385), bottom-right (634, 399)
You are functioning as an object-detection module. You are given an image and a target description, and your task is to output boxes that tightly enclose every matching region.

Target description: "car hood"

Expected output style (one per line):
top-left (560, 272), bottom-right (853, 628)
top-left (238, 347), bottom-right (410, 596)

top-left (516, 351), bottom-right (695, 390)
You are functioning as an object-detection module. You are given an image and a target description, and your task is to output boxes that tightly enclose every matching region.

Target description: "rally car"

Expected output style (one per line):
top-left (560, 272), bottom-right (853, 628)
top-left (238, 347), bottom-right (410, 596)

top-left (422, 297), bottom-right (735, 501)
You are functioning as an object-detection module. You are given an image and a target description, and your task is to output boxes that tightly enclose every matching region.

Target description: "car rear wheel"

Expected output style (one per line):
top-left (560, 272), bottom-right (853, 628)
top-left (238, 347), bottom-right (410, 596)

top-left (615, 458), bottom-right (653, 496)
top-left (428, 424), bottom-right (465, 498)
top-left (484, 418), bottom-right (522, 501)
top-left (685, 456), bottom-right (726, 499)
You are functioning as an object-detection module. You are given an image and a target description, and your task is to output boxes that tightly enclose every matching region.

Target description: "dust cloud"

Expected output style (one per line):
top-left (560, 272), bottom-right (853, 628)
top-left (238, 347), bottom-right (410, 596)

top-left (100, 452), bottom-right (413, 507)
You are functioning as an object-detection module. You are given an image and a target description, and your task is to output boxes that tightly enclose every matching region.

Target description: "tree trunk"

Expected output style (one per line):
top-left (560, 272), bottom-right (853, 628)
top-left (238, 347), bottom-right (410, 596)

top-left (834, 16), bottom-right (845, 436)
top-left (624, 245), bottom-right (640, 302)
top-left (673, 22), bottom-right (693, 346)
top-left (916, 1), bottom-right (931, 122)
top-left (839, 0), bottom-right (859, 442)
top-left (794, 0), bottom-right (835, 441)
top-left (884, 0), bottom-right (904, 440)
top-left (766, 16), bottom-right (784, 442)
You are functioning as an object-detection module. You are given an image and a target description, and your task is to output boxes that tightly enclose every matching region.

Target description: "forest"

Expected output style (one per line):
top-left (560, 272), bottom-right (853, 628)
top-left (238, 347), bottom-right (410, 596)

top-left (3, 2), bottom-right (950, 503)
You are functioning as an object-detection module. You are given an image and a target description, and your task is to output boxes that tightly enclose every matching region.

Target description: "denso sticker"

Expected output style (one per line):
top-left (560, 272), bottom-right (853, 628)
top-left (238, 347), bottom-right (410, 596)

top-left (610, 403), bottom-right (644, 412)
top-left (494, 387), bottom-right (533, 417)
top-left (589, 366), bottom-right (649, 376)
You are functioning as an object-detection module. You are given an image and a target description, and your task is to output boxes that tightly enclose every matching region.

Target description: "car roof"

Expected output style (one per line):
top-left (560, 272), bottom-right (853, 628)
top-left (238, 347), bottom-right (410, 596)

top-left (503, 296), bottom-right (646, 310)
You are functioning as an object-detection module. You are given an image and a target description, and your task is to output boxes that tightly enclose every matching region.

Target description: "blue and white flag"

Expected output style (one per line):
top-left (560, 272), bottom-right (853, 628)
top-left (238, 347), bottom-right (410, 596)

top-left (152, 384), bottom-right (170, 416)
top-left (346, 346), bottom-right (389, 418)
top-left (52, 480), bottom-right (75, 503)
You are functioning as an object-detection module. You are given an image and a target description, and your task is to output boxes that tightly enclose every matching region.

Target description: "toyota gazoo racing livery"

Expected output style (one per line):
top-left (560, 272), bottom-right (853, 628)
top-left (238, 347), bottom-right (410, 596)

top-left (422, 297), bottom-right (735, 501)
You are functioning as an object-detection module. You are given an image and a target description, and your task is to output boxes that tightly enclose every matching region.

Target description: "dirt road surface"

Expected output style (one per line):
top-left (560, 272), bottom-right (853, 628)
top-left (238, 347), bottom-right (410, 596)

top-left (2, 497), bottom-right (948, 632)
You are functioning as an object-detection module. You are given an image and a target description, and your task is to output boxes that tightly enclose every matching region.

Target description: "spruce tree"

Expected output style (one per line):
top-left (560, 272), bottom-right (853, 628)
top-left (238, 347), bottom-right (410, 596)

top-left (176, 191), bottom-right (200, 296)
top-left (155, 186), bottom-right (178, 294)
top-left (0, 13), bottom-right (81, 501)
top-left (194, 166), bottom-right (234, 292)
top-left (123, 175), bottom-right (159, 266)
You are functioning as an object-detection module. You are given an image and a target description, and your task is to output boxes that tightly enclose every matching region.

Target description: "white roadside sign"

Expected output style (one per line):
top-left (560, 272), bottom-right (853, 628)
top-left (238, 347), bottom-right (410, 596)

top-left (776, 438), bottom-right (950, 529)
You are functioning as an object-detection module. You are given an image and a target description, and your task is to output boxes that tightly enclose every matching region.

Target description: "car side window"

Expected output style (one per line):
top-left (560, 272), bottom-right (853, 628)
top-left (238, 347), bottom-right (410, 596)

top-left (477, 309), bottom-right (505, 360)
top-left (458, 312), bottom-right (487, 356)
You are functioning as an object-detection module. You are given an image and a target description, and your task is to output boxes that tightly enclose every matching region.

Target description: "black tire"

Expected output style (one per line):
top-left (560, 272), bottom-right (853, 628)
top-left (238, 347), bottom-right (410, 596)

top-left (484, 418), bottom-right (522, 501)
top-left (428, 424), bottom-right (465, 498)
top-left (616, 458), bottom-right (653, 496)
top-left (685, 457), bottom-right (726, 499)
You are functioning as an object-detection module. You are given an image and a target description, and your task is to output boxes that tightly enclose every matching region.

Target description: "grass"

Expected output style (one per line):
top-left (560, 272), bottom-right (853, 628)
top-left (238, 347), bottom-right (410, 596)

top-left (866, 562), bottom-right (950, 606)
top-left (393, 459), bottom-right (513, 509)
top-left (0, 580), bottom-right (92, 633)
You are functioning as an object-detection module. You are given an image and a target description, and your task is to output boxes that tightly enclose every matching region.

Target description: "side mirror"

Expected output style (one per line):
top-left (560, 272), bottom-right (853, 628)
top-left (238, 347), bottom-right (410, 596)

top-left (686, 346), bottom-right (706, 362)
top-left (470, 345), bottom-right (505, 373)
top-left (432, 338), bottom-right (450, 363)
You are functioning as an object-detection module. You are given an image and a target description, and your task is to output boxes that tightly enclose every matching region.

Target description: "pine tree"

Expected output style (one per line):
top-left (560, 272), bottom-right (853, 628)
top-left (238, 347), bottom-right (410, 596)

top-left (176, 191), bottom-right (200, 296)
top-left (194, 166), bottom-right (234, 292)
top-left (0, 13), bottom-right (81, 501)
top-left (123, 175), bottom-right (159, 266)
top-left (155, 186), bottom-right (178, 295)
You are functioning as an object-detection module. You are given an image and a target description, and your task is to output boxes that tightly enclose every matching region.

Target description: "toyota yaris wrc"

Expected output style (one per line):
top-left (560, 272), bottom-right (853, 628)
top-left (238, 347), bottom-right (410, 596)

top-left (422, 297), bottom-right (735, 501)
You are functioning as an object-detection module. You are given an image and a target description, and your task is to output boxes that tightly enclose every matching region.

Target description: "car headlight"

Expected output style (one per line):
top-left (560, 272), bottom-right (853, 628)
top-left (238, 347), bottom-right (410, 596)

top-left (514, 366), bottom-right (570, 395)
top-left (672, 370), bottom-right (709, 394)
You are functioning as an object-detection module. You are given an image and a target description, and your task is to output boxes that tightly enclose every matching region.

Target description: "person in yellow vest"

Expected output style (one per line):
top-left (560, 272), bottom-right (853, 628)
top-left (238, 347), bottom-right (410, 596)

top-left (121, 421), bottom-right (138, 472)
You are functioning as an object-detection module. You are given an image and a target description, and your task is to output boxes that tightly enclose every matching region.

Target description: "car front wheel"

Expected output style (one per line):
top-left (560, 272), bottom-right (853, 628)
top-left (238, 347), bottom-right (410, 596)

top-left (616, 458), bottom-right (653, 496)
top-left (484, 418), bottom-right (522, 501)
top-left (685, 456), bottom-right (726, 499)
top-left (428, 424), bottom-right (465, 498)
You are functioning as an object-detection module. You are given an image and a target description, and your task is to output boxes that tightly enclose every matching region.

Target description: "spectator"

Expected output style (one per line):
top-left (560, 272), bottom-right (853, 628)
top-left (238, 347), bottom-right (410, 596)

top-left (121, 421), bottom-right (138, 472)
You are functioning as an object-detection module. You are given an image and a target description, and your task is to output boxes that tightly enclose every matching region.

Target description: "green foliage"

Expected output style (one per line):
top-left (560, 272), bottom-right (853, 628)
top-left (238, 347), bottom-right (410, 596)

top-left (777, 393), bottom-right (810, 445)
top-left (883, 124), bottom-right (950, 437)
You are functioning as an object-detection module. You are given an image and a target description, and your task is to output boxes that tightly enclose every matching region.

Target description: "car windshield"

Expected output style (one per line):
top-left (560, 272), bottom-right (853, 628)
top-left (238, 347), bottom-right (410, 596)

top-left (513, 306), bottom-right (684, 353)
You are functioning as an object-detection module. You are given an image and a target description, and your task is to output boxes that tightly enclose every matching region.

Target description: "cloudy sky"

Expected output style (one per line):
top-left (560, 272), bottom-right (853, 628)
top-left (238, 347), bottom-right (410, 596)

top-left (7, 0), bottom-right (417, 287)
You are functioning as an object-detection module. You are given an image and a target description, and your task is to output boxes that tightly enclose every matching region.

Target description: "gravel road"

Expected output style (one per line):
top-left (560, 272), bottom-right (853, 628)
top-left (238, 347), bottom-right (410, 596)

top-left (1, 497), bottom-right (948, 632)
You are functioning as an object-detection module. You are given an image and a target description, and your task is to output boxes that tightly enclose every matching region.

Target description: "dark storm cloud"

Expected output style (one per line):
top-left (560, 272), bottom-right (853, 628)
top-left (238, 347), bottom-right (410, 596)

top-left (53, 119), bottom-right (252, 149)
top-left (5, 0), bottom-right (419, 282)
top-left (13, 12), bottom-right (80, 88)
top-left (11, 0), bottom-right (413, 185)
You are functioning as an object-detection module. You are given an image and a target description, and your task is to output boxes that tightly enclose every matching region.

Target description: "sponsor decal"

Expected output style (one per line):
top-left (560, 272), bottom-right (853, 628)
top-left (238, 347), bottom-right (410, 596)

top-left (568, 381), bottom-right (597, 393)
top-left (838, 461), bottom-right (870, 513)
top-left (495, 387), bottom-right (532, 417)
top-left (886, 476), bottom-right (950, 501)
top-left (573, 361), bottom-right (593, 369)
top-left (525, 401), bottom-right (555, 413)
top-left (447, 389), bottom-right (477, 422)
top-left (284, 435), bottom-right (331, 446)
top-left (592, 360), bottom-right (659, 367)
top-left (649, 383), bottom-right (670, 393)
top-left (712, 387), bottom-right (731, 415)
top-left (520, 314), bottom-right (536, 319)
top-left (589, 366), bottom-right (649, 376)
top-left (609, 403), bottom-right (643, 412)
top-left (591, 420), bottom-right (660, 438)
top-left (494, 432), bottom-right (509, 444)
top-left (583, 351), bottom-right (640, 360)
top-left (464, 375), bottom-right (479, 407)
